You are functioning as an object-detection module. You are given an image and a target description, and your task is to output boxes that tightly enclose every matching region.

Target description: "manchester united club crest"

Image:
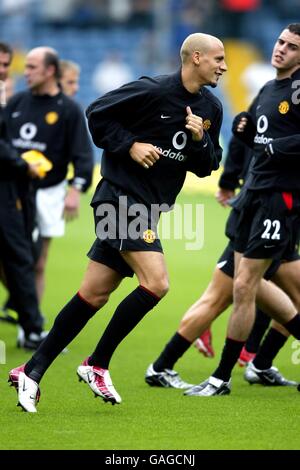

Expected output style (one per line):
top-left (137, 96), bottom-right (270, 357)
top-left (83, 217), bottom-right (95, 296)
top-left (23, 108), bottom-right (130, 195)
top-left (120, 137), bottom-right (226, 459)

top-left (45, 112), bottom-right (59, 125)
top-left (278, 101), bottom-right (289, 114)
top-left (203, 119), bottom-right (211, 130)
top-left (143, 229), bottom-right (156, 244)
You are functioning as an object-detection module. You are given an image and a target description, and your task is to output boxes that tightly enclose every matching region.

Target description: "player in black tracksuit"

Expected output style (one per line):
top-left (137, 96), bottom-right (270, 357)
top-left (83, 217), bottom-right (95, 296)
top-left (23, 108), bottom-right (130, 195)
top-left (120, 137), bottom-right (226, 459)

top-left (218, 130), bottom-right (300, 364)
top-left (0, 106), bottom-right (45, 344)
top-left (231, 69), bottom-right (300, 259)
top-left (187, 24), bottom-right (300, 396)
top-left (4, 91), bottom-right (93, 193)
top-left (0, 42), bottom-right (45, 347)
top-left (197, 138), bottom-right (273, 362)
top-left (4, 53), bottom-right (94, 306)
top-left (146, 130), bottom-right (298, 388)
top-left (86, 69), bottom-right (223, 274)
top-left (9, 33), bottom-right (227, 411)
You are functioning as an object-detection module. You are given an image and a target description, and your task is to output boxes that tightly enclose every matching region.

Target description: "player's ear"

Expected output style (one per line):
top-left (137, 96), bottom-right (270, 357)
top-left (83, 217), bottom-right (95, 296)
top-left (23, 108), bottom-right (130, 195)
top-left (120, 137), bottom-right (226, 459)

top-left (193, 51), bottom-right (202, 65)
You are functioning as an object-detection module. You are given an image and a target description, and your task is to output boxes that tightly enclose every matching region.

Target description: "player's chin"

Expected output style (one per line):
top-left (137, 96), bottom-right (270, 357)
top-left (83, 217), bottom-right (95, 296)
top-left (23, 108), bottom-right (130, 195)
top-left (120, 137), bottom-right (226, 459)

top-left (208, 79), bottom-right (218, 88)
top-left (210, 73), bottom-right (222, 87)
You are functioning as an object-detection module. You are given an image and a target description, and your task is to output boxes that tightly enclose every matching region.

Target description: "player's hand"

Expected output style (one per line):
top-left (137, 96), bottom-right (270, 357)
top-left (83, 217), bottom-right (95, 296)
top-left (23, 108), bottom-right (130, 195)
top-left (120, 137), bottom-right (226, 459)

top-left (129, 142), bottom-right (161, 169)
top-left (232, 111), bottom-right (256, 148)
top-left (235, 116), bottom-right (248, 133)
top-left (232, 112), bottom-right (251, 134)
top-left (63, 186), bottom-right (80, 221)
top-left (215, 188), bottom-right (235, 207)
top-left (27, 162), bottom-right (44, 179)
top-left (185, 106), bottom-right (204, 141)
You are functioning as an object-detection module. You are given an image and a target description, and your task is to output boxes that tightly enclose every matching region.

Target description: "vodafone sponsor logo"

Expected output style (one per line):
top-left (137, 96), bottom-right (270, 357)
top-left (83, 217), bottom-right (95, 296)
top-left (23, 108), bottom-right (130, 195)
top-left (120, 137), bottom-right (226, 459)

top-left (257, 115), bottom-right (268, 133)
top-left (12, 122), bottom-right (47, 151)
top-left (254, 134), bottom-right (273, 145)
top-left (155, 146), bottom-right (187, 162)
top-left (155, 130), bottom-right (188, 162)
top-left (254, 114), bottom-right (273, 145)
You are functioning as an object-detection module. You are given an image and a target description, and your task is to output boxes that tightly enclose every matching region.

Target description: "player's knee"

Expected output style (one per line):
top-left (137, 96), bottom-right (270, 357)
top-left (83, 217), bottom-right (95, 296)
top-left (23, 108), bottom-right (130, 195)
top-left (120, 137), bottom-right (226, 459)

top-left (158, 279), bottom-right (170, 298)
top-left (96, 292), bottom-right (110, 308)
top-left (146, 277), bottom-right (169, 298)
top-left (79, 289), bottom-right (110, 309)
top-left (234, 277), bottom-right (252, 301)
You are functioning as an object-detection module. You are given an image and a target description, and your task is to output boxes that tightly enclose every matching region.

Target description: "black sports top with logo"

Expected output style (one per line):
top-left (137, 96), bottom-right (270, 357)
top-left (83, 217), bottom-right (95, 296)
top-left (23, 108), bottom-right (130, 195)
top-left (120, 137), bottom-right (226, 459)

top-left (86, 69), bottom-right (223, 208)
top-left (4, 91), bottom-right (93, 190)
top-left (249, 67), bottom-right (300, 191)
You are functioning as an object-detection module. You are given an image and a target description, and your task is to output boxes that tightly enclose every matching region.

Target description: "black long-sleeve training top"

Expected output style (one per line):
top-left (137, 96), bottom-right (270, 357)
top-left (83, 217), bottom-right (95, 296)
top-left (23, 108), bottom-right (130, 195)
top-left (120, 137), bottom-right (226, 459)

top-left (234, 68), bottom-right (300, 192)
top-left (4, 91), bottom-right (93, 191)
top-left (87, 69), bottom-right (223, 208)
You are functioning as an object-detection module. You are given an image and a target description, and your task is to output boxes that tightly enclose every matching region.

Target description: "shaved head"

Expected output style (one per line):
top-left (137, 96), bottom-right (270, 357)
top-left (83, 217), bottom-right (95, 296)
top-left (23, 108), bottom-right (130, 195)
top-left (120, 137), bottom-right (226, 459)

top-left (180, 33), bottom-right (224, 64)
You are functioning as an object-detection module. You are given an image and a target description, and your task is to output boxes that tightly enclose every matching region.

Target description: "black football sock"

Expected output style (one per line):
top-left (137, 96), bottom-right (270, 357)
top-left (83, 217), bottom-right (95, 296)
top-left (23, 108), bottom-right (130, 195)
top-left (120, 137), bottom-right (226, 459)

top-left (25, 293), bottom-right (98, 383)
top-left (212, 337), bottom-right (245, 382)
top-left (89, 286), bottom-right (160, 369)
top-left (284, 313), bottom-right (300, 340)
top-left (153, 332), bottom-right (191, 371)
top-left (244, 308), bottom-right (271, 353)
top-left (253, 327), bottom-right (288, 370)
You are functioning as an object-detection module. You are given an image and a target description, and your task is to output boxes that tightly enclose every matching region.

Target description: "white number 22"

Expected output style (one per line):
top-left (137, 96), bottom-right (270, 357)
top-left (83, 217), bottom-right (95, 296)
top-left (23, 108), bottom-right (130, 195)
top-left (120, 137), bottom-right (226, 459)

top-left (261, 219), bottom-right (281, 240)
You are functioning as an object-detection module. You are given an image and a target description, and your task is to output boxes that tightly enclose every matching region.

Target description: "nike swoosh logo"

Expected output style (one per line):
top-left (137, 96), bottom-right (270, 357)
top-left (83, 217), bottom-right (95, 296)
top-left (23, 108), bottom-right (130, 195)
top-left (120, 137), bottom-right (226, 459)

top-left (203, 142), bottom-right (208, 148)
top-left (23, 383), bottom-right (28, 392)
top-left (264, 376), bottom-right (275, 384)
top-left (217, 260), bottom-right (227, 269)
top-left (87, 372), bottom-right (93, 384)
top-left (161, 115), bottom-right (171, 119)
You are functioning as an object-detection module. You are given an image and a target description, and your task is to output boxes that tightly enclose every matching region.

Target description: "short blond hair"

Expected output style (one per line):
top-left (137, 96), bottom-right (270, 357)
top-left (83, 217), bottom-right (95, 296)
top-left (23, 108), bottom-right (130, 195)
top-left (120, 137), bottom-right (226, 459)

top-left (60, 59), bottom-right (81, 76)
top-left (180, 33), bottom-right (223, 64)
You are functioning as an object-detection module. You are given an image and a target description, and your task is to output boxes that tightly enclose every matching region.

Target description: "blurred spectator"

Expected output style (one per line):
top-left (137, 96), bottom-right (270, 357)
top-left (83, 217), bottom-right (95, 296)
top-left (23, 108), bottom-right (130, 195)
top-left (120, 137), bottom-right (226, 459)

top-left (217, 0), bottom-right (261, 39)
top-left (242, 61), bottom-right (274, 102)
top-left (131, 0), bottom-right (153, 27)
top-left (108, 0), bottom-right (131, 23)
top-left (38, 0), bottom-right (152, 27)
top-left (171, 0), bottom-right (215, 53)
top-left (0, 0), bottom-right (33, 47)
top-left (60, 59), bottom-right (80, 97)
top-left (271, 0), bottom-right (300, 20)
top-left (92, 52), bottom-right (134, 96)
top-left (221, 0), bottom-right (260, 9)
top-left (1, 0), bottom-right (32, 13)
top-left (70, 0), bottom-right (107, 26)
top-left (39, 0), bottom-right (79, 25)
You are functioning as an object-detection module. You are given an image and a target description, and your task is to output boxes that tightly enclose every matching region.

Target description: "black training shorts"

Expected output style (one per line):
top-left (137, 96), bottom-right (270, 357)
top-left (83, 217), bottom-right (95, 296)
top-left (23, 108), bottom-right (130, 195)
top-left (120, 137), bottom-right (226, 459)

top-left (233, 190), bottom-right (300, 260)
top-left (217, 240), bottom-right (299, 281)
top-left (87, 182), bottom-right (163, 278)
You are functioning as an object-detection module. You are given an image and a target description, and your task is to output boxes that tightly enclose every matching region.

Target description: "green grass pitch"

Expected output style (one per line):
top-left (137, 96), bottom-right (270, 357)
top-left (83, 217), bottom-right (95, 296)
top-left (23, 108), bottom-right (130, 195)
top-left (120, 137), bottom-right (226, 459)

top-left (0, 191), bottom-right (299, 450)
